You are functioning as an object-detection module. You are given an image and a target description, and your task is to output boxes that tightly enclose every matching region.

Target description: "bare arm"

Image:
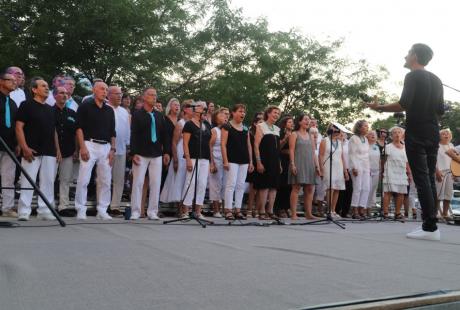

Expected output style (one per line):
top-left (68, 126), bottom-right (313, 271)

top-left (288, 132), bottom-right (297, 175)
top-left (220, 127), bottom-right (229, 171)
top-left (55, 130), bottom-right (62, 162)
top-left (183, 132), bottom-right (193, 171)
top-left (254, 124), bottom-right (264, 173)
top-left (247, 132), bottom-right (254, 172)
top-left (318, 139), bottom-right (326, 176)
top-left (16, 120), bottom-right (35, 162)
top-left (367, 101), bottom-right (404, 113)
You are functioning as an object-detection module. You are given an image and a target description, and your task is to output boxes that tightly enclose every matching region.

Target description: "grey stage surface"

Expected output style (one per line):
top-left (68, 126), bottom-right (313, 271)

top-left (1, 218), bottom-right (459, 310)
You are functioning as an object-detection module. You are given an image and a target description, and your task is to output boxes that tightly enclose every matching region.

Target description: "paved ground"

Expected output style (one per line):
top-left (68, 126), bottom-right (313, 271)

top-left (0, 217), bottom-right (459, 310)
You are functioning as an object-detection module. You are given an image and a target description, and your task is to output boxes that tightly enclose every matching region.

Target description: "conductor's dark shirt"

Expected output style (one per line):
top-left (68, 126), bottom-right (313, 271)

top-left (55, 105), bottom-right (77, 158)
top-left (399, 69), bottom-right (444, 141)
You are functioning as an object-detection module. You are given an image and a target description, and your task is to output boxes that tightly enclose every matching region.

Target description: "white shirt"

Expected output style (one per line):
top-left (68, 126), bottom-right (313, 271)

top-left (10, 88), bottom-right (26, 107)
top-left (437, 143), bottom-right (454, 171)
top-left (109, 104), bottom-right (130, 155)
top-left (46, 93), bottom-right (79, 112)
top-left (342, 138), bottom-right (350, 170)
top-left (348, 135), bottom-right (370, 171)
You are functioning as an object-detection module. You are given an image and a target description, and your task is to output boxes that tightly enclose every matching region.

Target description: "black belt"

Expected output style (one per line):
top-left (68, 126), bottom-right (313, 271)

top-left (87, 139), bottom-right (109, 145)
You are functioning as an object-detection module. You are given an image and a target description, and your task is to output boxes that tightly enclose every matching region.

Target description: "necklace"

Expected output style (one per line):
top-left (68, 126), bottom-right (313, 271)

top-left (266, 122), bottom-right (275, 131)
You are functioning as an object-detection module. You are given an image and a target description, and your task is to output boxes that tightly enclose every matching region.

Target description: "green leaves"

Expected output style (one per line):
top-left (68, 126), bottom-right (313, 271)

top-left (1, 0), bottom-right (387, 127)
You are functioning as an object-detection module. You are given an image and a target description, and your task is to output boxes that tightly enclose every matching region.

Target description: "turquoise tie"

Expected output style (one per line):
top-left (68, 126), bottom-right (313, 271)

top-left (65, 99), bottom-right (71, 109)
top-left (148, 112), bottom-right (157, 143)
top-left (5, 96), bottom-right (11, 128)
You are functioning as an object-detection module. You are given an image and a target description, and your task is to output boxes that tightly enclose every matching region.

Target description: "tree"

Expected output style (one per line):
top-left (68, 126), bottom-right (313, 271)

top-left (1, 0), bottom-right (387, 127)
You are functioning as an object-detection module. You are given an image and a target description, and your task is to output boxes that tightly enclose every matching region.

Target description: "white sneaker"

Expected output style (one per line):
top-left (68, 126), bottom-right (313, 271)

top-left (406, 228), bottom-right (440, 241)
top-left (148, 213), bottom-right (159, 220)
top-left (196, 213), bottom-right (206, 220)
top-left (180, 213), bottom-right (189, 220)
top-left (213, 212), bottom-right (223, 218)
top-left (37, 213), bottom-right (56, 221)
top-left (130, 214), bottom-right (140, 220)
top-left (18, 213), bottom-right (30, 221)
top-left (2, 209), bottom-right (18, 217)
top-left (96, 212), bottom-right (112, 220)
top-left (76, 210), bottom-right (87, 220)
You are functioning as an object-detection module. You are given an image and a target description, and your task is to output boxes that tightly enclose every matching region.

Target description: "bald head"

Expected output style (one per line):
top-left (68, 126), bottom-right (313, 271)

top-left (92, 81), bottom-right (108, 103)
top-left (108, 86), bottom-right (122, 107)
top-left (6, 66), bottom-right (25, 88)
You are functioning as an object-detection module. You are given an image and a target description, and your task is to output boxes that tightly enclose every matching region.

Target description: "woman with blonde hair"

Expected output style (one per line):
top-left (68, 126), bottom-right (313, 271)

top-left (348, 120), bottom-right (370, 219)
top-left (382, 126), bottom-right (412, 219)
top-left (435, 128), bottom-right (455, 220)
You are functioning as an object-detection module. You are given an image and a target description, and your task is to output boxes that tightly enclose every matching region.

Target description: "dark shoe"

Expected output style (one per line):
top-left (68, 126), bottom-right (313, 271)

top-left (235, 212), bottom-right (247, 220)
top-left (58, 208), bottom-right (77, 217)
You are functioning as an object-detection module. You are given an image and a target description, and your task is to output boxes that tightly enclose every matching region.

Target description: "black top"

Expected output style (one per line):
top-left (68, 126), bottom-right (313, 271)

top-left (222, 123), bottom-right (250, 164)
top-left (76, 98), bottom-right (116, 142)
top-left (182, 120), bottom-right (211, 160)
top-left (16, 99), bottom-right (56, 156)
top-left (130, 109), bottom-right (171, 157)
top-left (55, 105), bottom-right (77, 158)
top-left (399, 69), bottom-right (444, 140)
top-left (0, 92), bottom-right (18, 151)
top-left (164, 116), bottom-right (176, 156)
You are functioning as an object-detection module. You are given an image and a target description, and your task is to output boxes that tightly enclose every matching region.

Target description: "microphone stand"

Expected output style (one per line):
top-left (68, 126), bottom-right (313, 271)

top-left (0, 136), bottom-right (66, 227)
top-left (163, 112), bottom-right (214, 228)
top-left (291, 131), bottom-right (345, 229)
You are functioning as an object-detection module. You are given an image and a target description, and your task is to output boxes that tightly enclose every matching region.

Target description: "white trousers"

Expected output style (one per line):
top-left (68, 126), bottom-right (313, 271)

top-left (0, 151), bottom-right (16, 211)
top-left (224, 163), bottom-right (248, 209)
top-left (75, 141), bottom-right (111, 213)
top-left (208, 157), bottom-right (225, 201)
top-left (351, 168), bottom-right (370, 208)
top-left (57, 156), bottom-right (74, 210)
top-left (367, 172), bottom-right (379, 208)
top-left (183, 159), bottom-right (209, 206)
top-left (18, 156), bottom-right (57, 216)
top-left (131, 155), bottom-right (162, 218)
top-left (111, 154), bottom-right (126, 208)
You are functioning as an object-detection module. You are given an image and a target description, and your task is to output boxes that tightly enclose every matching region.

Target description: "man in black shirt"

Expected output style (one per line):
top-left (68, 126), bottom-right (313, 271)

top-left (16, 77), bottom-right (61, 221)
top-left (54, 86), bottom-right (78, 215)
top-left (368, 43), bottom-right (444, 241)
top-left (75, 80), bottom-right (116, 220)
top-left (130, 87), bottom-right (170, 220)
top-left (0, 72), bottom-right (19, 218)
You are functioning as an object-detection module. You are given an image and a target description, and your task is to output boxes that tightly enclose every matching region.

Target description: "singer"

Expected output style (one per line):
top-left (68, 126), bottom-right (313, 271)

top-left (368, 43), bottom-right (444, 241)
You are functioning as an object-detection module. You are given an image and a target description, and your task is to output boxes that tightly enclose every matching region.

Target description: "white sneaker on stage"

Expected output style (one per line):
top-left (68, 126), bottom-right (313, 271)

top-left (130, 214), bottom-right (140, 220)
top-left (148, 213), bottom-right (159, 220)
top-left (96, 212), bottom-right (113, 220)
top-left (76, 210), bottom-right (87, 220)
top-left (406, 228), bottom-right (440, 241)
top-left (18, 213), bottom-right (30, 221)
top-left (37, 213), bottom-right (56, 221)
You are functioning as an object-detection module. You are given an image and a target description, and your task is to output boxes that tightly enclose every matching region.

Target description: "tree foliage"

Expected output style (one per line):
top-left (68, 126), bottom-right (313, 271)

top-left (0, 0), bottom-right (387, 126)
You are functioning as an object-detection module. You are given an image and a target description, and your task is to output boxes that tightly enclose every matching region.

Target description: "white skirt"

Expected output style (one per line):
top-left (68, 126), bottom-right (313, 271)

top-left (160, 157), bottom-right (187, 203)
top-left (383, 183), bottom-right (407, 194)
top-left (436, 170), bottom-right (454, 200)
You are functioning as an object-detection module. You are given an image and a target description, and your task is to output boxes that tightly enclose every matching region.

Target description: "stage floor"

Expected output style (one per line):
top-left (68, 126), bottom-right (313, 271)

top-left (1, 217), bottom-right (459, 310)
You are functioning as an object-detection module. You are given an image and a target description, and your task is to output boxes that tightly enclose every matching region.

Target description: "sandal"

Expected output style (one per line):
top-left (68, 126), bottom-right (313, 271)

top-left (267, 213), bottom-right (279, 220)
top-left (235, 212), bottom-right (247, 220)
top-left (225, 212), bottom-right (235, 220)
top-left (258, 213), bottom-right (270, 220)
top-left (252, 210), bottom-right (259, 218)
top-left (394, 213), bottom-right (405, 221)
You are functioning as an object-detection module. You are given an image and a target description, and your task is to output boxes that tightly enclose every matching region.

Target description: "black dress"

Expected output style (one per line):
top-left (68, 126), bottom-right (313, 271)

top-left (254, 122), bottom-right (281, 190)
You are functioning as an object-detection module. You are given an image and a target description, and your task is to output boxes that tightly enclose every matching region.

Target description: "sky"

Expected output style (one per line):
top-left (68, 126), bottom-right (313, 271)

top-left (230, 0), bottom-right (460, 102)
